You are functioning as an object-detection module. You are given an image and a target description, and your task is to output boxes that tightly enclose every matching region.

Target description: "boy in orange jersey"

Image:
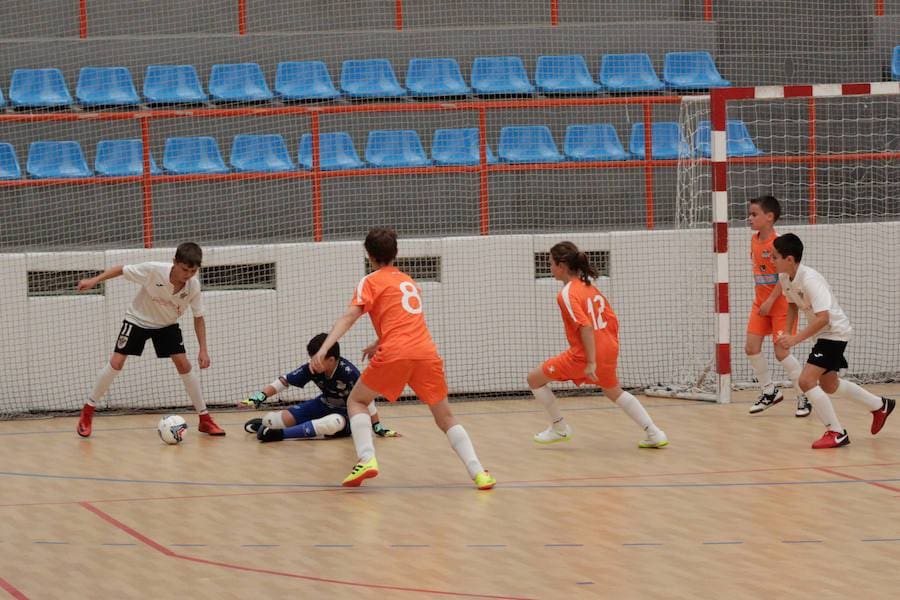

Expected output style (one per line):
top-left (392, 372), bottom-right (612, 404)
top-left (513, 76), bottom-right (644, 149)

top-left (527, 241), bottom-right (668, 448)
top-left (745, 195), bottom-right (810, 417)
top-left (310, 227), bottom-right (495, 490)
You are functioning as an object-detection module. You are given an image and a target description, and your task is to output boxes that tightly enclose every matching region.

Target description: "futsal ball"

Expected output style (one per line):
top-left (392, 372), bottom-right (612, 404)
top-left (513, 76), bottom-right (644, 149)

top-left (158, 415), bottom-right (188, 445)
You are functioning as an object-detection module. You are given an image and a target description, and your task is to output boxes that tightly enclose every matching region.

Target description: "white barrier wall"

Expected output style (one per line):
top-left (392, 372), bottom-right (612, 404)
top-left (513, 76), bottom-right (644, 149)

top-left (1, 224), bottom-right (898, 415)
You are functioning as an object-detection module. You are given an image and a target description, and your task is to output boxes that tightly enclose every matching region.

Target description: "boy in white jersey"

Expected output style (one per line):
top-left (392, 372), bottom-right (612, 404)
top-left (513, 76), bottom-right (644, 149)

top-left (74, 242), bottom-right (226, 438)
top-left (772, 233), bottom-right (894, 449)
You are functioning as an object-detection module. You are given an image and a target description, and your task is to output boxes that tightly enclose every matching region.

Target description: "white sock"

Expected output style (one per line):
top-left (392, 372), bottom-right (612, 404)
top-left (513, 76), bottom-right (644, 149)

top-left (833, 379), bottom-right (883, 411)
top-left (748, 353), bottom-right (774, 393)
top-left (446, 424), bottom-right (484, 479)
top-left (806, 386), bottom-right (843, 433)
top-left (779, 354), bottom-right (803, 393)
top-left (89, 363), bottom-right (121, 405)
top-left (179, 371), bottom-right (207, 415)
top-left (350, 413), bottom-right (375, 462)
top-left (531, 385), bottom-right (566, 429)
top-left (615, 391), bottom-right (660, 435)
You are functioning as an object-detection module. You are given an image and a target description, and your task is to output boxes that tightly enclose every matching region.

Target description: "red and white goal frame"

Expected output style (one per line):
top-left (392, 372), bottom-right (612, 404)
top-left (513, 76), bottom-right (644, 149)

top-left (709, 81), bottom-right (900, 404)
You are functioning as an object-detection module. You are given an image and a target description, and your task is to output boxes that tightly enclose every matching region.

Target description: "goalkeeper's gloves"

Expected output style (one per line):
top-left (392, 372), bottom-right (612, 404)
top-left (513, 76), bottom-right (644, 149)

top-left (241, 391), bottom-right (267, 409)
top-left (372, 421), bottom-right (399, 437)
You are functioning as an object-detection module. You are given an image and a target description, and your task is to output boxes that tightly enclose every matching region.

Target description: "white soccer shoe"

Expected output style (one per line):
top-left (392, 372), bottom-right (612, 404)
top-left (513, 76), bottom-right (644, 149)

top-left (533, 423), bottom-right (573, 445)
top-left (639, 429), bottom-right (669, 448)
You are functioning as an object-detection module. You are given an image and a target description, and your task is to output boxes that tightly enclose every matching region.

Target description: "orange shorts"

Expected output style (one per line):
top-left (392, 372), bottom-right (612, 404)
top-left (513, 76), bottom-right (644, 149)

top-left (542, 347), bottom-right (619, 389)
top-left (359, 356), bottom-right (448, 405)
top-left (747, 304), bottom-right (795, 340)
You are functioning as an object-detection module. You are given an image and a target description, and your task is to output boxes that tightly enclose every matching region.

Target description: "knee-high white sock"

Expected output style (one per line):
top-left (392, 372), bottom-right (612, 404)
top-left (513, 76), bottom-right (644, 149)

top-left (531, 385), bottom-right (565, 427)
top-left (615, 391), bottom-right (660, 435)
top-left (779, 355), bottom-right (802, 392)
top-left (350, 413), bottom-right (375, 462)
top-left (89, 363), bottom-right (121, 406)
top-left (832, 379), bottom-right (882, 411)
top-left (748, 353), bottom-right (774, 393)
top-left (806, 386), bottom-right (843, 433)
top-left (179, 371), bottom-right (208, 415)
top-left (446, 424), bottom-right (484, 479)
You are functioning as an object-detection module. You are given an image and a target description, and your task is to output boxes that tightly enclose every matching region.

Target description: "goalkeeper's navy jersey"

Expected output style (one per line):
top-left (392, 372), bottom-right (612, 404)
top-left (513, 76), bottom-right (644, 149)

top-left (283, 357), bottom-right (360, 409)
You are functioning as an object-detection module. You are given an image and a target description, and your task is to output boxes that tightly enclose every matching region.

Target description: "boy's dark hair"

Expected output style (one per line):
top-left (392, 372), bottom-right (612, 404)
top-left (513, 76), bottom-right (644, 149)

top-left (750, 195), bottom-right (782, 222)
top-left (773, 232), bottom-right (803, 262)
top-left (364, 227), bottom-right (398, 265)
top-left (175, 242), bottom-right (203, 267)
top-left (307, 333), bottom-right (340, 360)
top-left (550, 241), bottom-right (599, 285)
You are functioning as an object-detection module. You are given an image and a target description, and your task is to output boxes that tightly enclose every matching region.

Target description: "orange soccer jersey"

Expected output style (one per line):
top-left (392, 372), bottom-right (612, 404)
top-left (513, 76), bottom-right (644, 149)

top-left (543, 278), bottom-right (620, 388)
top-left (747, 231), bottom-right (790, 337)
top-left (351, 266), bottom-right (447, 404)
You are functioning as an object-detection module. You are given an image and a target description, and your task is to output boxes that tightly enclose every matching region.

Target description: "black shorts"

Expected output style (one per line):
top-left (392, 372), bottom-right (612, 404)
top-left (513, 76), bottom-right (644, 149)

top-left (807, 338), bottom-right (849, 374)
top-left (114, 320), bottom-right (186, 358)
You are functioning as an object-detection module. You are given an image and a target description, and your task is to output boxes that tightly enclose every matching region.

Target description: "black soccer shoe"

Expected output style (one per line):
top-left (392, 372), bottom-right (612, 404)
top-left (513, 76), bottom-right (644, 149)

top-left (244, 417), bottom-right (263, 434)
top-left (257, 425), bottom-right (285, 443)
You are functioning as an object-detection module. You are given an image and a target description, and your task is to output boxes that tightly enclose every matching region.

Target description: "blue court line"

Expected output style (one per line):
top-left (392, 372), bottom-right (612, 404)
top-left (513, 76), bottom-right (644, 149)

top-left (466, 544), bottom-right (507, 548)
top-left (390, 544), bottom-right (430, 548)
top-left (544, 544), bottom-right (583, 547)
top-left (622, 543), bottom-right (663, 547)
top-left (782, 540), bottom-right (822, 544)
top-left (33, 541), bottom-right (67, 544)
top-left (170, 543), bottom-right (206, 547)
top-left (862, 538), bottom-right (900, 543)
top-left (0, 399), bottom-right (709, 437)
top-left (101, 543), bottom-right (137, 546)
top-left (4, 470), bottom-right (900, 492)
top-left (314, 544), bottom-right (353, 548)
top-left (576, 582), bottom-right (595, 585)
top-left (702, 541), bottom-right (743, 545)
top-left (241, 544), bottom-right (279, 548)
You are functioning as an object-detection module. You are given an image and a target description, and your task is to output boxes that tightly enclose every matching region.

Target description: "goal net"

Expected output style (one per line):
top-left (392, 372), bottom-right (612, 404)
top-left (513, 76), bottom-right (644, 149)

top-left (672, 84), bottom-right (900, 400)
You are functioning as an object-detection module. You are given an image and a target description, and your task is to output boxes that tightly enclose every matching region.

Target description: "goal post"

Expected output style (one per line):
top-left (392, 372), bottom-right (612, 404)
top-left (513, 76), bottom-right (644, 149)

top-left (659, 81), bottom-right (900, 404)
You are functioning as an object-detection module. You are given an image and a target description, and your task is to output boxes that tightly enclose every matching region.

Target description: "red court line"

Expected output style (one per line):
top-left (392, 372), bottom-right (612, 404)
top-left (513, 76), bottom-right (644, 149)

top-left (80, 502), bottom-right (534, 599)
top-left (0, 576), bottom-right (29, 599)
top-left (815, 467), bottom-right (900, 494)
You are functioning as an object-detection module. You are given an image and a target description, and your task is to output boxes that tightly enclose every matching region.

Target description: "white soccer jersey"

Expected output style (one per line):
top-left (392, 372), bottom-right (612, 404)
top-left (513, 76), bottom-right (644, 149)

top-left (779, 264), bottom-right (851, 342)
top-left (122, 262), bottom-right (204, 329)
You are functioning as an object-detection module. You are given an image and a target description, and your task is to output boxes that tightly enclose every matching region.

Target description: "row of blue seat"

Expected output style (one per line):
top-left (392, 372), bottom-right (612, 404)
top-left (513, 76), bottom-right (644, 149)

top-left (0, 121), bottom-right (762, 179)
top-left (0, 52), bottom-right (730, 109)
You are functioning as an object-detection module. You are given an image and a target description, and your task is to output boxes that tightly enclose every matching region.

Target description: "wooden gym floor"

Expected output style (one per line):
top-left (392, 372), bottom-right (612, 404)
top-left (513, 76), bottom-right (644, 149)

top-left (2, 386), bottom-right (900, 599)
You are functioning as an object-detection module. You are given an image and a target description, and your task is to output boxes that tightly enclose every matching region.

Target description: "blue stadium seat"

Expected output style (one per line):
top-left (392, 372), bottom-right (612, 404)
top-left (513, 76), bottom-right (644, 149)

top-left (162, 137), bottom-right (229, 174)
top-left (498, 126), bottom-right (564, 163)
top-left (275, 61), bottom-right (340, 101)
top-left (431, 128), bottom-right (497, 166)
top-left (9, 68), bottom-right (74, 108)
top-left (208, 63), bottom-right (274, 102)
top-left (340, 59), bottom-right (406, 98)
top-left (693, 120), bottom-right (763, 158)
top-left (298, 133), bottom-right (365, 170)
top-left (230, 134), bottom-right (294, 172)
top-left (94, 140), bottom-right (161, 176)
top-left (564, 124), bottom-right (630, 161)
top-left (26, 141), bottom-right (92, 178)
top-left (0, 86), bottom-right (6, 108)
top-left (0, 143), bottom-right (21, 179)
top-left (365, 130), bottom-right (431, 167)
top-left (471, 56), bottom-right (535, 95)
top-left (893, 46), bottom-right (900, 80)
top-left (663, 51), bottom-right (731, 90)
top-left (535, 55), bottom-right (601, 94)
top-left (629, 122), bottom-right (691, 159)
top-left (405, 58), bottom-right (471, 97)
top-left (143, 65), bottom-right (208, 104)
top-left (598, 54), bottom-right (664, 93)
top-left (76, 67), bottom-right (141, 107)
